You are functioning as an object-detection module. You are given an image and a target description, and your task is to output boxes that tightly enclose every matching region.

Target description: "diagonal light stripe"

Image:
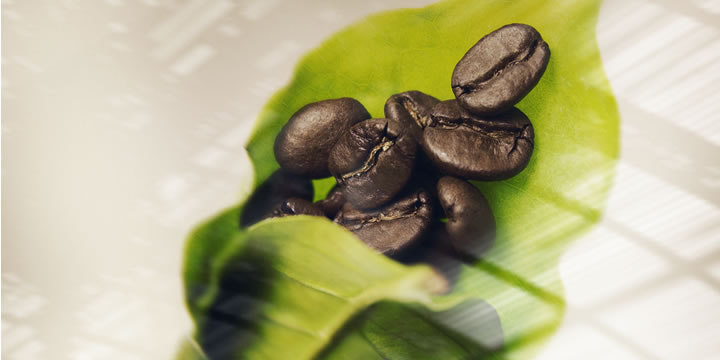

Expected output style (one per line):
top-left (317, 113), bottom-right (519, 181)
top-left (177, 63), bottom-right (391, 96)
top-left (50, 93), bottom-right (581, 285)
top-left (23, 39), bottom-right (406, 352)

top-left (151, 0), bottom-right (234, 61)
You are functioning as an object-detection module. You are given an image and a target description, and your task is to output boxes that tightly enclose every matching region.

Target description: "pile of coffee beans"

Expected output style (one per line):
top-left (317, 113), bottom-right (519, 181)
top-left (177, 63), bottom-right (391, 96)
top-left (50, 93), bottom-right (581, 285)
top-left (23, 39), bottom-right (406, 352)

top-left (240, 23), bottom-right (550, 260)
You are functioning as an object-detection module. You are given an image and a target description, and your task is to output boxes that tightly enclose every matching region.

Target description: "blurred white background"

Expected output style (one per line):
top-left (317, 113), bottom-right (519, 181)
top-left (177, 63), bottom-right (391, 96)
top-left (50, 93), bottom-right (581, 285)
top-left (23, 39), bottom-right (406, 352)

top-left (2, 0), bottom-right (719, 359)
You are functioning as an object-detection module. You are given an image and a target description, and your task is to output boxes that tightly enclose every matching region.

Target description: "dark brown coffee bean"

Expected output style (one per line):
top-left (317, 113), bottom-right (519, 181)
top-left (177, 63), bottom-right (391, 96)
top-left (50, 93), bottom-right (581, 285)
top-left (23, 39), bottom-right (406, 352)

top-left (329, 118), bottom-right (417, 209)
top-left (239, 169), bottom-right (313, 227)
top-left (334, 188), bottom-right (433, 256)
top-left (315, 185), bottom-right (346, 218)
top-left (437, 176), bottom-right (495, 258)
top-left (452, 23), bottom-right (550, 115)
top-left (384, 90), bottom-right (440, 144)
top-left (274, 98), bottom-right (370, 178)
top-left (423, 100), bottom-right (534, 180)
top-left (270, 198), bottom-right (325, 218)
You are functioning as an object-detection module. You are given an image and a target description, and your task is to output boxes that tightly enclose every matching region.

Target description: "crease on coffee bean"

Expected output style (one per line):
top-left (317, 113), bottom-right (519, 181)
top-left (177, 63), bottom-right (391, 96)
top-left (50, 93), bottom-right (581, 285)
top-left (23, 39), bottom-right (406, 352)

top-left (508, 124), bottom-right (533, 156)
top-left (401, 98), bottom-right (428, 129)
top-left (341, 209), bottom-right (420, 231)
top-left (336, 200), bottom-right (422, 230)
top-left (339, 122), bottom-right (395, 182)
top-left (453, 38), bottom-right (541, 96)
top-left (432, 116), bottom-right (530, 143)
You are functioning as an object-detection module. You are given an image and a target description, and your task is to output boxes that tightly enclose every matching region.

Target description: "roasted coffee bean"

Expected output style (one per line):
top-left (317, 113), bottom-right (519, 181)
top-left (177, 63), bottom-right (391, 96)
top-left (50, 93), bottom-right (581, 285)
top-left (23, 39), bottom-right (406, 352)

top-left (384, 91), bottom-right (440, 144)
top-left (423, 100), bottom-right (534, 180)
top-left (270, 198), bottom-right (325, 218)
top-left (452, 23), bottom-right (550, 115)
top-left (315, 185), bottom-right (346, 218)
top-left (437, 176), bottom-right (495, 258)
top-left (334, 188), bottom-right (433, 256)
top-left (274, 98), bottom-right (370, 178)
top-left (239, 169), bottom-right (314, 227)
top-left (329, 118), bottom-right (417, 209)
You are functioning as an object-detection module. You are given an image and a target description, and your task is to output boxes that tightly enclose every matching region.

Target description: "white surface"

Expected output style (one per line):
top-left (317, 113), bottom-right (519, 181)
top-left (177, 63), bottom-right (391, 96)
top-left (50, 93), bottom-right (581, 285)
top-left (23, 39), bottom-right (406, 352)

top-left (3, 0), bottom-right (719, 359)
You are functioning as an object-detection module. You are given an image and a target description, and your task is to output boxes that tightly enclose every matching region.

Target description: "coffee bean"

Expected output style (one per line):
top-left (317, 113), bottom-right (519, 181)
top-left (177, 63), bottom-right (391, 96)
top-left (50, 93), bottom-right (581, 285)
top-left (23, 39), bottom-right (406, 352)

top-left (274, 98), bottom-right (370, 178)
top-left (437, 176), bottom-right (495, 258)
top-left (452, 23), bottom-right (550, 115)
top-left (315, 185), bottom-right (346, 218)
top-left (334, 188), bottom-right (433, 256)
top-left (329, 118), bottom-right (417, 209)
top-left (270, 198), bottom-right (325, 218)
top-left (384, 91), bottom-right (440, 144)
top-left (423, 100), bottom-right (534, 180)
top-left (239, 169), bottom-right (314, 227)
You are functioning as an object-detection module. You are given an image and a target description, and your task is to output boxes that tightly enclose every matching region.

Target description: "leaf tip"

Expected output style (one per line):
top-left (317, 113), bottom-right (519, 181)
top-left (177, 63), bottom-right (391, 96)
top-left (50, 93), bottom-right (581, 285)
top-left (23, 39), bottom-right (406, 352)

top-left (425, 269), bottom-right (451, 295)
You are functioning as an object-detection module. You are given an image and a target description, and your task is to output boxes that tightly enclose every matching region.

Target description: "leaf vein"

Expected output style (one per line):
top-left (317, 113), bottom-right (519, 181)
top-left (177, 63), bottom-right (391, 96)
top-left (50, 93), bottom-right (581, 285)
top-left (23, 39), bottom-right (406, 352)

top-left (276, 270), bottom-right (351, 302)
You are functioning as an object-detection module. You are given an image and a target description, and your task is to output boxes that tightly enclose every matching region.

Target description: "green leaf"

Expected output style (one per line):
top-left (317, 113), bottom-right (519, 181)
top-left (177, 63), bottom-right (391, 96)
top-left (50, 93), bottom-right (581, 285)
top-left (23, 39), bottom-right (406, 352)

top-left (183, 205), bottom-right (243, 321)
top-left (319, 302), bottom-right (498, 360)
top-left (192, 216), bottom-right (456, 359)
top-left (182, 0), bottom-right (619, 358)
top-left (182, 210), bottom-right (503, 359)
